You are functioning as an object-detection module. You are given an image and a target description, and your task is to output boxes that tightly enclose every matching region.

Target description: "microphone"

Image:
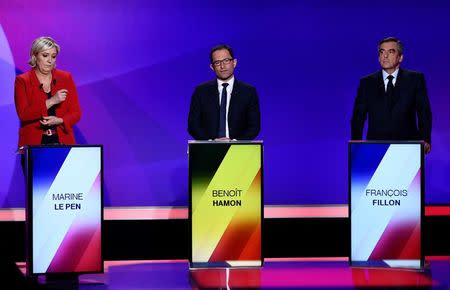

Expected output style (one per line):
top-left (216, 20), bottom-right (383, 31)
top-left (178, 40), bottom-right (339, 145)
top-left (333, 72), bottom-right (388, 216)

top-left (53, 79), bottom-right (56, 85)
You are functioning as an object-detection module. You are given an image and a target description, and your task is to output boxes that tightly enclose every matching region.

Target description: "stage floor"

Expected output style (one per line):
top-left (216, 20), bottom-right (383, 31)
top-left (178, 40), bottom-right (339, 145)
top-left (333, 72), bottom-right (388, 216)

top-left (20, 257), bottom-right (450, 289)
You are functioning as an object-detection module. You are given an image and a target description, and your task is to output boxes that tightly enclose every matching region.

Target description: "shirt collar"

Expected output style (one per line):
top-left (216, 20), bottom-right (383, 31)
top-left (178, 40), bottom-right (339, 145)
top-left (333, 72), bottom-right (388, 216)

top-left (382, 68), bottom-right (399, 81)
top-left (217, 76), bottom-right (235, 89)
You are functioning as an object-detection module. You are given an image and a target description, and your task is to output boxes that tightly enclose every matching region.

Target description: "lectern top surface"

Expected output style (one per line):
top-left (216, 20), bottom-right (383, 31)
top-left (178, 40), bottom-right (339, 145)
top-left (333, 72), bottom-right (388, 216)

top-left (24, 144), bottom-right (103, 149)
top-left (348, 140), bottom-right (424, 144)
top-left (188, 140), bottom-right (263, 144)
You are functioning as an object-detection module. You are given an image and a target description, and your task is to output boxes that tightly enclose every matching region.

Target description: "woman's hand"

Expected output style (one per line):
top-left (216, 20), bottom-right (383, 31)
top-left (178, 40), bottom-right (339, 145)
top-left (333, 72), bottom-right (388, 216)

top-left (40, 116), bottom-right (64, 126)
top-left (46, 89), bottom-right (68, 108)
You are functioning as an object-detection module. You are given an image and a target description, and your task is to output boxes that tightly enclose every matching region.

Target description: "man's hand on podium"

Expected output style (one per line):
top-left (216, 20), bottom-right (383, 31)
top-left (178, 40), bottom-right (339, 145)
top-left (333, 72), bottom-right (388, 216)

top-left (214, 137), bottom-right (231, 141)
top-left (424, 142), bottom-right (431, 154)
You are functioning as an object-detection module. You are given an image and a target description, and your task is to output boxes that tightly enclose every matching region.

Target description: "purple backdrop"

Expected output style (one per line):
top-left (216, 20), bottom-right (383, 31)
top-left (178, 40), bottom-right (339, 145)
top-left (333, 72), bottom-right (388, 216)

top-left (1, 0), bottom-right (449, 207)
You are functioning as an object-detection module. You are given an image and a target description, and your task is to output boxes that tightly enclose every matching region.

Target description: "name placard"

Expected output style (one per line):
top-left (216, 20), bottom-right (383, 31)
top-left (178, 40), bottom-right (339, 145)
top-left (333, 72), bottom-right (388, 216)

top-left (189, 141), bottom-right (263, 268)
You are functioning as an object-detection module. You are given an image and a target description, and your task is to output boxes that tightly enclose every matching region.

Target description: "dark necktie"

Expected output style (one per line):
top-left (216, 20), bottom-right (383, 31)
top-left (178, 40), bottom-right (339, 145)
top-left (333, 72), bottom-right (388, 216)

top-left (386, 75), bottom-right (395, 108)
top-left (218, 83), bottom-right (229, 138)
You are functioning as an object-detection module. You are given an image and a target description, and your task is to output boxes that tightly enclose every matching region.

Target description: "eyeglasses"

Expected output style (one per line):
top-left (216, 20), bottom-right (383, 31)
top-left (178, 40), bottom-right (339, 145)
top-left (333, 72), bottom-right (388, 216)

top-left (212, 58), bottom-right (234, 67)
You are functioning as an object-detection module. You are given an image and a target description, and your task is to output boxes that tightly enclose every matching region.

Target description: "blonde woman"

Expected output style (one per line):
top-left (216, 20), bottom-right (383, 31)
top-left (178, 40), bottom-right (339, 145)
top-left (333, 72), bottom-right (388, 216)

top-left (14, 36), bottom-right (81, 148)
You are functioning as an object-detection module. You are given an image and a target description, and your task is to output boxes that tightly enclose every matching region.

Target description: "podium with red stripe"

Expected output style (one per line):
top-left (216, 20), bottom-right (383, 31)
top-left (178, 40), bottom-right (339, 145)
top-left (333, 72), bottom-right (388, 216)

top-left (349, 141), bottom-right (424, 269)
top-left (25, 145), bottom-right (103, 276)
top-left (189, 141), bottom-right (263, 268)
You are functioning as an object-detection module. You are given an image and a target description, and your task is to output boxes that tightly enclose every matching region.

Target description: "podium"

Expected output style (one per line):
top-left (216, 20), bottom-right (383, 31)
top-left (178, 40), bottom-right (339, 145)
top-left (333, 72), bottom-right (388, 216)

top-left (349, 141), bottom-right (424, 269)
top-left (188, 140), bottom-right (263, 268)
top-left (25, 145), bottom-right (103, 276)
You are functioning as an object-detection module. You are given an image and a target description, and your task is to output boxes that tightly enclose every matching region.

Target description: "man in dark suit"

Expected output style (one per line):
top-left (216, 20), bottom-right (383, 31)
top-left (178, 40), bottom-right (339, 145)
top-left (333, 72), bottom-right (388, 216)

top-left (188, 44), bottom-right (260, 140)
top-left (351, 37), bottom-right (432, 153)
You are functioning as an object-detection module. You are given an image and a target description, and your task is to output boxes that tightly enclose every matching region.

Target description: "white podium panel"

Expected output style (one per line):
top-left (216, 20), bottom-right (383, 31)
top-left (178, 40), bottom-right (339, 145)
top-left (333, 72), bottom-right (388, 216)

top-left (349, 141), bottom-right (424, 269)
top-left (26, 145), bottom-right (103, 276)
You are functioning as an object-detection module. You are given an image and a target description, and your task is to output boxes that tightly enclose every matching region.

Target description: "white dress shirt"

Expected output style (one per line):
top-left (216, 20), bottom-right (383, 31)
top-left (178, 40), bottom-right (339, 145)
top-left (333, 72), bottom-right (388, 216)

top-left (382, 68), bottom-right (399, 91)
top-left (217, 76), bottom-right (235, 138)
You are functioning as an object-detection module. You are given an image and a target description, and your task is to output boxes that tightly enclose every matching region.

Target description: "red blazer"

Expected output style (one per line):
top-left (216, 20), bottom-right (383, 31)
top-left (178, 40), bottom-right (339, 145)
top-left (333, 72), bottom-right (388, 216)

top-left (14, 69), bottom-right (82, 147)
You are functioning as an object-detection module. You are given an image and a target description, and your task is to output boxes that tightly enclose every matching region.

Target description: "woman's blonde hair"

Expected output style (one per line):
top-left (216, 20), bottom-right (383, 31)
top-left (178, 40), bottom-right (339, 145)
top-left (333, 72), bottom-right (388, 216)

top-left (28, 36), bottom-right (60, 67)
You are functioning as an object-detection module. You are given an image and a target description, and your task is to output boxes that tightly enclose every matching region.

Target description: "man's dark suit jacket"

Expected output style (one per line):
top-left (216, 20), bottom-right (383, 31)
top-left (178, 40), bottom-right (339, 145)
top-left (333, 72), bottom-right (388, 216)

top-left (351, 68), bottom-right (432, 144)
top-left (188, 79), bottom-right (260, 140)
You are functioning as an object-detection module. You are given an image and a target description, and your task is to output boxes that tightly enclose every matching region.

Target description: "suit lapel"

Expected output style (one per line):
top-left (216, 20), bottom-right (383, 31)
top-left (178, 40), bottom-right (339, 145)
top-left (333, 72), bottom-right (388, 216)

top-left (208, 81), bottom-right (220, 108)
top-left (229, 79), bottom-right (240, 118)
top-left (392, 68), bottom-right (404, 107)
top-left (29, 69), bottom-right (48, 103)
top-left (207, 81), bottom-right (220, 132)
top-left (376, 71), bottom-right (385, 101)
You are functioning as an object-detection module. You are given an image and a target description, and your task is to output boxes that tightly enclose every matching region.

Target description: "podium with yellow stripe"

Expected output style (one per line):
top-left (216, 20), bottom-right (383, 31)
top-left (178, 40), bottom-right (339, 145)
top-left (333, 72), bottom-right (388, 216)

top-left (189, 141), bottom-right (263, 268)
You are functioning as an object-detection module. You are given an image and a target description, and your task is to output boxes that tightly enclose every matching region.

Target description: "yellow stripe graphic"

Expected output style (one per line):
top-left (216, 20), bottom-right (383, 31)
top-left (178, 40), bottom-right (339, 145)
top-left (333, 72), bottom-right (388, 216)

top-left (192, 145), bottom-right (260, 262)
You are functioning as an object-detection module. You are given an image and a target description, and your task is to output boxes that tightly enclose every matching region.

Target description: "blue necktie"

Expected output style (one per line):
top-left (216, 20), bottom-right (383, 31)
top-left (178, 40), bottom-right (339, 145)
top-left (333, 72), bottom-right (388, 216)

top-left (218, 83), bottom-right (229, 137)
